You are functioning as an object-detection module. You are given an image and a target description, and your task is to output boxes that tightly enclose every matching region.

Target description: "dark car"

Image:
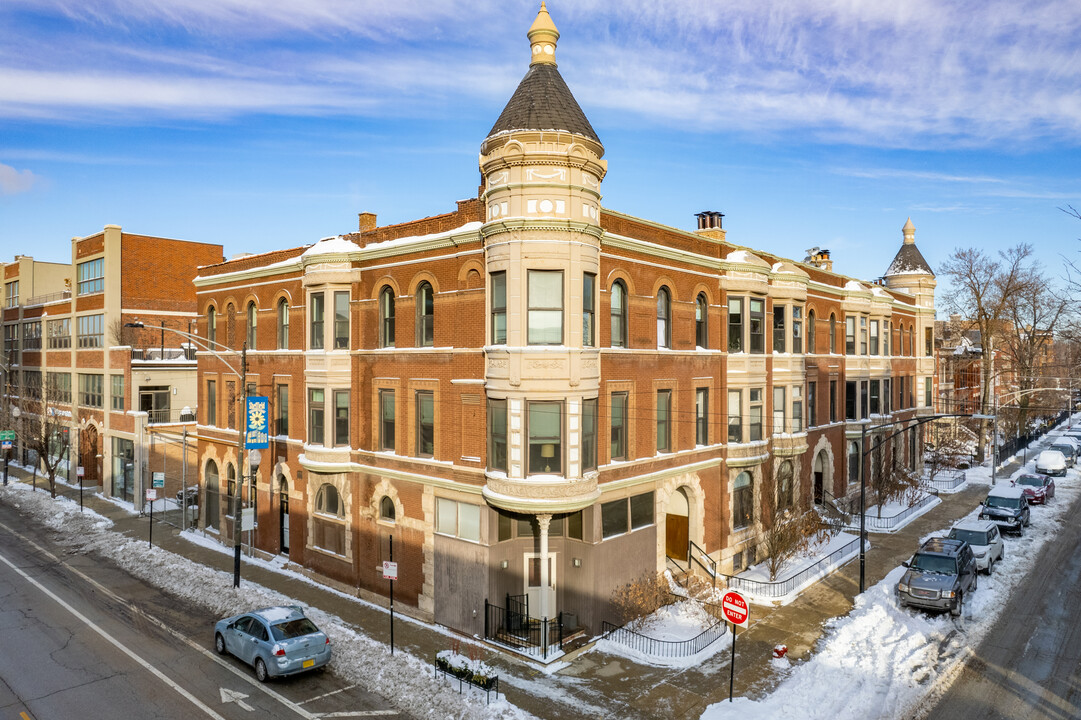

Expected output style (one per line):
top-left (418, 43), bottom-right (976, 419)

top-left (214, 606), bottom-right (331, 681)
top-left (897, 537), bottom-right (978, 616)
top-left (1013, 473), bottom-right (1055, 505)
top-left (978, 486), bottom-right (1031, 534)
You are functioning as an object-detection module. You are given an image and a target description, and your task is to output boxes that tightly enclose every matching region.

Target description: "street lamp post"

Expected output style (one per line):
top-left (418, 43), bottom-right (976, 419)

top-left (126, 320), bottom-right (247, 588)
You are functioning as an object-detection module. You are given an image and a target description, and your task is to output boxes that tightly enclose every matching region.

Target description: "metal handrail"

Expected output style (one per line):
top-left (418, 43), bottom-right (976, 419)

top-left (600, 613), bottom-right (727, 659)
top-left (687, 539), bottom-right (717, 587)
top-left (716, 535), bottom-right (862, 599)
top-left (843, 492), bottom-right (938, 533)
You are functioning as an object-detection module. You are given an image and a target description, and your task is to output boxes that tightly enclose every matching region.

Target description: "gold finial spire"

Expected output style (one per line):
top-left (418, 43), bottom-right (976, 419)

top-left (528, 2), bottom-right (560, 66)
top-left (902, 217), bottom-right (916, 244)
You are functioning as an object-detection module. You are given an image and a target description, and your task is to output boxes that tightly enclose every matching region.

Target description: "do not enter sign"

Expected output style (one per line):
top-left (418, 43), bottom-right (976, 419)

top-left (721, 589), bottom-right (749, 627)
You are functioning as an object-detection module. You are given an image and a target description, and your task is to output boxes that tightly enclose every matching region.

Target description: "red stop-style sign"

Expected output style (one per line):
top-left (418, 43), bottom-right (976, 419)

top-left (721, 589), bottom-right (750, 627)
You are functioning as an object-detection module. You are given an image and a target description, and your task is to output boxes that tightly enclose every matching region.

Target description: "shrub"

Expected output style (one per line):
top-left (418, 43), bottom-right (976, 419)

top-left (611, 572), bottom-right (670, 628)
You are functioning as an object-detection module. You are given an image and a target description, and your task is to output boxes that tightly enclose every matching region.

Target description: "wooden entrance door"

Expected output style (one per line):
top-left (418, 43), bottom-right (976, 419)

top-left (666, 514), bottom-right (689, 560)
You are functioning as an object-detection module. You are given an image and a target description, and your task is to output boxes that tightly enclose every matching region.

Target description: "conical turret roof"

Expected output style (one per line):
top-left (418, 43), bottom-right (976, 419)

top-left (885, 217), bottom-right (934, 276)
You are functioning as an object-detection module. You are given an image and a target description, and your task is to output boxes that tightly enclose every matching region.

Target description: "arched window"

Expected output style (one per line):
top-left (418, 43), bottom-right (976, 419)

top-left (695, 293), bottom-right (708, 348)
top-left (204, 461), bottom-right (220, 531)
top-left (207, 307), bottom-right (217, 346)
top-left (733, 471), bottom-right (754, 529)
top-left (277, 299), bottom-right (289, 350)
top-left (246, 301), bottom-right (257, 349)
top-left (807, 310), bottom-right (816, 354)
top-left (610, 281), bottom-right (627, 348)
top-left (380, 495), bottom-right (396, 522)
top-left (656, 287), bottom-right (671, 349)
top-left (379, 286), bottom-right (395, 348)
top-left (314, 483), bottom-right (346, 555)
top-left (848, 441), bottom-right (860, 484)
top-left (829, 313), bottom-right (837, 354)
top-left (778, 460), bottom-right (794, 510)
top-left (416, 282), bottom-right (434, 347)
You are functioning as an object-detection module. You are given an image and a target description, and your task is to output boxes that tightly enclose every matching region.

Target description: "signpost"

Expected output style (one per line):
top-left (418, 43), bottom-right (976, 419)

top-left (382, 536), bottom-right (397, 655)
top-left (721, 589), bottom-right (750, 702)
top-left (1, 431), bottom-right (14, 488)
top-left (146, 488), bottom-right (158, 548)
top-left (77, 465), bottom-right (85, 511)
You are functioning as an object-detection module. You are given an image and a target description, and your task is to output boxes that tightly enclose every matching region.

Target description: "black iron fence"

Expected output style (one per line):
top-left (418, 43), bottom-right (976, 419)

top-left (483, 596), bottom-right (564, 659)
top-left (716, 535), bottom-right (862, 600)
top-left (600, 612), bottom-right (727, 659)
top-left (843, 491), bottom-right (938, 533)
top-left (927, 469), bottom-right (967, 492)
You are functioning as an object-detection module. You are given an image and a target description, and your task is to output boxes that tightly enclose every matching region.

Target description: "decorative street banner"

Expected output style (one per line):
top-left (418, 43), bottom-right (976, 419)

top-left (245, 396), bottom-right (269, 449)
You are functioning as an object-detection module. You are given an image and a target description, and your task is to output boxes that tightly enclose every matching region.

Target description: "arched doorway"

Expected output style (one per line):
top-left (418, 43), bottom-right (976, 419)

top-left (814, 451), bottom-right (827, 504)
top-left (278, 476), bottom-right (290, 556)
top-left (665, 487), bottom-right (690, 560)
top-left (81, 425), bottom-right (99, 487)
top-left (205, 461), bottom-right (220, 531)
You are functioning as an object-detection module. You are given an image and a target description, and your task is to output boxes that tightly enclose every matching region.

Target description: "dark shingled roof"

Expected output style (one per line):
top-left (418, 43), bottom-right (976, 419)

top-left (885, 243), bottom-right (935, 276)
top-left (487, 63), bottom-right (600, 144)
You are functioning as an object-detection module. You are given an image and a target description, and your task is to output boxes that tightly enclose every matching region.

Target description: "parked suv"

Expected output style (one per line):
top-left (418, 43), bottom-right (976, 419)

top-left (979, 486), bottom-right (1031, 535)
top-left (947, 519), bottom-right (1004, 574)
top-left (897, 537), bottom-right (978, 616)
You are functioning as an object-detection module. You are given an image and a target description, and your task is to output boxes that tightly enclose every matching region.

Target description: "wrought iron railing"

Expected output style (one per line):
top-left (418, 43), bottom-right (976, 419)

top-left (483, 596), bottom-right (564, 659)
top-left (688, 539), bottom-right (717, 587)
top-left (843, 491), bottom-right (939, 533)
top-left (716, 535), bottom-right (862, 600)
top-left (600, 612), bottom-right (727, 659)
top-left (927, 469), bottom-right (967, 491)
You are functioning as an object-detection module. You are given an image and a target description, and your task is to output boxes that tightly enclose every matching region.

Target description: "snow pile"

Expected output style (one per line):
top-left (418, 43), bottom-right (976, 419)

top-left (702, 460), bottom-right (1080, 720)
top-left (595, 599), bottom-right (731, 669)
top-left (0, 484), bottom-right (531, 720)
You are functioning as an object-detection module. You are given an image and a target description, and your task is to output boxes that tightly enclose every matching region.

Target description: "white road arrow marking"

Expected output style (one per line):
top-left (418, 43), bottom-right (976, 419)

top-left (221, 687), bottom-right (255, 711)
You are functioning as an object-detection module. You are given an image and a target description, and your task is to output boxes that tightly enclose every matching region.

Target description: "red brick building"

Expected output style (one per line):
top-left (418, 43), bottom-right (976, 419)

top-left (191, 6), bottom-right (937, 638)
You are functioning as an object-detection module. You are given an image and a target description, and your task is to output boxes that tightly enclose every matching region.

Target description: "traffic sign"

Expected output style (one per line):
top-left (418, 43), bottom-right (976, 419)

top-left (382, 561), bottom-right (398, 580)
top-left (146, 489), bottom-right (157, 501)
top-left (721, 589), bottom-right (749, 627)
top-left (152, 472), bottom-right (165, 488)
top-left (77, 465), bottom-right (85, 478)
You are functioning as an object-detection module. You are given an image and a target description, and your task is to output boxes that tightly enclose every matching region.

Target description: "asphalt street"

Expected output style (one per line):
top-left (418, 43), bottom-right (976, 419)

top-left (0, 501), bottom-right (401, 720)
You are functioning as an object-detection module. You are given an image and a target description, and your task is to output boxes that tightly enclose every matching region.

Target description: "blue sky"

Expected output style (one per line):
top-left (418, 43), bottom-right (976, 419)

top-left (2, 1), bottom-right (1079, 299)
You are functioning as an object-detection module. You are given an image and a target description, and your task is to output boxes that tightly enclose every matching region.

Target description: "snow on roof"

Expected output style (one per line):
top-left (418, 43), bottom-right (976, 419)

top-left (844, 280), bottom-right (866, 292)
top-left (727, 250), bottom-right (769, 267)
top-left (952, 518), bottom-right (995, 532)
top-left (987, 486), bottom-right (1025, 499)
top-left (255, 606), bottom-right (301, 622)
top-left (301, 235), bottom-right (359, 258)
top-left (360, 221), bottom-right (483, 252)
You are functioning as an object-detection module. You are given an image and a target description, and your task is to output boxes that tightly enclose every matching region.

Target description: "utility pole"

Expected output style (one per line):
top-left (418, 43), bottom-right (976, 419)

top-left (234, 342), bottom-right (247, 588)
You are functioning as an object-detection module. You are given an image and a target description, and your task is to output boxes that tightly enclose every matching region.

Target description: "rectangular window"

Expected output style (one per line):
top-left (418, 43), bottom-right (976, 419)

top-left (309, 293), bottom-right (324, 349)
top-left (773, 386), bottom-right (786, 435)
top-left (924, 377), bottom-right (933, 407)
top-left (583, 273), bottom-right (596, 347)
top-left (48, 372), bottom-right (71, 404)
top-left (334, 390), bottom-right (349, 446)
top-left (47, 318), bottom-right (71, 349)
top-left (22, 321), bottom-right (41, 350)
top-left (333, 291), bottom-right (349, 349)
top-left (76, 258), bottom-right (104, 295)
top-left (76, 314), bottom-right (104, 348)
top-left (610, 392), bottom-right (627, 461)
top-left (792, 305), bottom-right (803, 354)
top-left (2, 324), bottom-right (16, 363)
top-left (845, 380), bottom-right (857, 420)
top-left (415, 390), bottom-right (434, 457)
top-left (860, 316), bottom-right (868, 355)
top-left (491, 271), bottom-right (507, 344)
top-left (870, 379), bottom-right (880, 415)
top-left (845, 316), bottom-right (856, 355)
top-left (749, 298), bottom-right (765, 353)
top-left (435, 498), bottom-right (480, 542)
top-left (487, 397), bottom-right (508, 471)
top-left (527, 270), bottom-right (563, 345)
top-left (601, 492), bottom-right (655, 539)
top-left (728, 389), bottom-right (742, 443)
top-left (773, 304), bottom-right (785, 353)
top-left (749, 388), bottom-right (763, 441)
top-left (78, 373), bottom-right (103, 408)
top-left (656, 389), bottom-right (671, 453)
top-left (727, 297), bottom-right (743, 352)
top-left (870, 320), bottom-right (879, 355)
top-left (111, 375), bottom-right (124, 411)
top-left (925, 327), bottom-right (933, 357)
top-left (4, 280), bottom-right (17, 308)
top-left (23, 370), bottom-right (41, 399)
top-left (883, 378), bottom-right (891, 414)
top-left (379, 389), bottom-right (396, 452)
top-left (860, 381), bottom-right (869, 419)
top-left (830, 380), bottom-right (837, 423)
top-left (791, 385), bottom-right (803, 433)
top-left (885, 321), bottom-right (891, 356)
top-left (527, 400), bottom-right (562, 474)
top-left (695, 388), bottom-right (708, 446)
top-left (582, 398), bottom-right (598, 471)
top-left (630, 492), bottom-right (654, 529)
top-left (276, 384), bottom-right (289, 436)
top-left (207, 380), bottom-right (216, 426)
top-left (808, 381), bottom-right (817, 427)
top-left (308, 388), bottom-right (325, 445)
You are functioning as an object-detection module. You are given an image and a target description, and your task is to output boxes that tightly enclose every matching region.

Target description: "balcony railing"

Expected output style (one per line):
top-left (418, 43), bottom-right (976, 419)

top-left (146, 407), bottom-right (197, 425)
top-left (25, 290), bottom-right (72, 306)
top-left (131, 347), bottom-right (197, 362)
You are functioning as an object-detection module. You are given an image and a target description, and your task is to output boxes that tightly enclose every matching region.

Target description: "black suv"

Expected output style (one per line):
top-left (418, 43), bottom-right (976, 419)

top-left (897, 537), bottom-right (977, 617)
top-left (978, 486), bottom-right (1030, 535)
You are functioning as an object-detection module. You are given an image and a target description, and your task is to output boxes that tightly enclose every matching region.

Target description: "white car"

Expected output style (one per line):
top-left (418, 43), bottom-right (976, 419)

top-left (1035, 450), bottom-right (1068, 477)
top-left (947, 519), bottom-right (1005, 574)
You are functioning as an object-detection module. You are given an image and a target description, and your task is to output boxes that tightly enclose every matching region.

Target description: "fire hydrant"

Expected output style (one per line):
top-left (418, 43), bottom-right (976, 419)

top-left (773, 644), bottom-right (788, 659)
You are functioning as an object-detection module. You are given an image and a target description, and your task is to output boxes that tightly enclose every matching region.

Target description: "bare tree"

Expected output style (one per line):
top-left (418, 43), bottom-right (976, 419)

top-left (19, 373), bottom-right (74, 498)
top-left (926, 423), bottom-right (974, 483)
top-left (867, 429), bottom-right (922, 517)
top-left (940, 244), bottom-right (1035, 459)
top-left (759, 458), bottom-right (828, 581)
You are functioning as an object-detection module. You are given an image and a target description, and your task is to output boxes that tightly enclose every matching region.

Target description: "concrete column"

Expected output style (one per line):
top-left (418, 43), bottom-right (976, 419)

top-left (537, 513), bottom-right (552, 620)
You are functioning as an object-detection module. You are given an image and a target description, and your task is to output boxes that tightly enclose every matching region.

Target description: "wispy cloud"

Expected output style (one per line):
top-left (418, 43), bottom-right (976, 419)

top-left (0, 162), bottom-right (41, 194)
top-left (832, 168), bottom-right (1007, 184)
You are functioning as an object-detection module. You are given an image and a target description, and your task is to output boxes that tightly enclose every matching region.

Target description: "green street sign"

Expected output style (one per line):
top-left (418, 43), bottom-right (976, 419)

top-left (0, 431), bottom-right (14, 442)
top-left (152, 472), bottom-right (165, 488)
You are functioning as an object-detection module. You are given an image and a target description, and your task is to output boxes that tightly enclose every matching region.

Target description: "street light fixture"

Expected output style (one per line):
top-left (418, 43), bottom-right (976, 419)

top-left (126, 320), bottom-right (248, 588)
